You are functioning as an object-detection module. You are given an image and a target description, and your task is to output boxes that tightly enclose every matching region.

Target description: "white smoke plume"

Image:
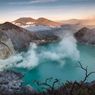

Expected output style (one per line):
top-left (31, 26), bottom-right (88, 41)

top-left (0, 32), bottom-right (80, 71)
top-left (40, 33), bottom-right (80, 65)
top-left (0, 43), bottom-right (39, 71)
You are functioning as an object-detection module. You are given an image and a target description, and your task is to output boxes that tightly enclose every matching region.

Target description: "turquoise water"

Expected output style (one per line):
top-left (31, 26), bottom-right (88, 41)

top-left (15, 43), bottom-right (95, 90)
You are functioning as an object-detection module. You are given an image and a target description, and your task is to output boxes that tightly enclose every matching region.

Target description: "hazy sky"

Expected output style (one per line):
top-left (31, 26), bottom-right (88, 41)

top-left (0, 0), bottom-right (95, 23)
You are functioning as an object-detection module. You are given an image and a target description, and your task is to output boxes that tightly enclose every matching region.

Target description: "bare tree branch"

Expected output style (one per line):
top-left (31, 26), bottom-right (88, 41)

top-left (78, 61), bottom-right (95, 84)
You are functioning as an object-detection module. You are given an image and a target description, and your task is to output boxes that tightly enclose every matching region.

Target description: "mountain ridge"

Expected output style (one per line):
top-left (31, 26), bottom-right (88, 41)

top-left (74, 27), bottom-right (95, 45)
top-left (12, 17), bottom-right (61, 27)
top-left (0, 22), bottom-right (60, 51)
top-left (61, 18), bottom-right (95, 26)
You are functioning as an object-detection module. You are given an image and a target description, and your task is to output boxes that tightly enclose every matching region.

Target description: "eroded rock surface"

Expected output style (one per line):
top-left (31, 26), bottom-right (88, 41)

top-left (75, 27), bottom-right (95, 45)
top-left (0, 22), bottom-right (60, 52)
top-left (0, 70), bottom-right (35, 95)
top-left (0, 30), bottom-right (15, 59)
top-left (0, 70), bottom-right (23, 95)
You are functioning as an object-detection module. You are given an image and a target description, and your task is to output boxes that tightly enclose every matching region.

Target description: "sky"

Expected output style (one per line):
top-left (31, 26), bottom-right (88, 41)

top-left (0, 0), bottom-right (95, 23)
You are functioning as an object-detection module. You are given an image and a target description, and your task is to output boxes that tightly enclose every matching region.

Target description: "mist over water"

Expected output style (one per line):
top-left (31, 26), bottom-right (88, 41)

top-left (41, 34), bottom-right (80, 62)
top-left (0, 33), bottom-right (80, 71)
top-left (0, 43), bottom-right (39, 71)
top-left (16, 43), bottom-right (39, 69)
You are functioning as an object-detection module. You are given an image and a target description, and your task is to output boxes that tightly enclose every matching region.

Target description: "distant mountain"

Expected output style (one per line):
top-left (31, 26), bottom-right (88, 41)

top-left (61, 18), bottom-right (95, 27)
top-left (13, 17), bottom-right (36, 26)
top-left (13, 17), bottom-right (61, 28)
top-left (74, 27), bottom-right (95, 45)
top-left (61, 19), bottom-right (82, 25)
top-left (35, 18), bottom-right (61, 27)
top-left (0, 22), bottom-right (60, 51)
top-left (61, 24), bottom-right (83, 33)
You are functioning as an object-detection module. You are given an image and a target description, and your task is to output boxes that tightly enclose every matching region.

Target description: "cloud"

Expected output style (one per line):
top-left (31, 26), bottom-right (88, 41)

top-left (30, 0), bottom-right (58, 3)
top-left (7, 0), bottom-right (95, 5)
top-left (8, 0), bottom-right (58, 5)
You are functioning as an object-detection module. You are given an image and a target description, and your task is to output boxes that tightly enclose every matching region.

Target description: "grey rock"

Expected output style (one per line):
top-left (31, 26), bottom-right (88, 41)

top-left (0, 29), bottom-right (15, 59)
top-left (0, 71), bottom-right (23, 94)
top-left (0, 22), bottom-right (60, 52)
top-left (0, 70), bottom-right (35, 95)
top-left (74, 27), bottom-right (95, 45)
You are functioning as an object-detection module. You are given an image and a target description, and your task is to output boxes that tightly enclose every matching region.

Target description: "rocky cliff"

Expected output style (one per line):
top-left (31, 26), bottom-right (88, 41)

top-left (0, 22), bottom-right (60, 53)
top-left (0, 22), bottom-right (32, 51)
top-left (74, 27), bottom-right (95, 45)
top-left (0, 29), bottom-right (15, 59)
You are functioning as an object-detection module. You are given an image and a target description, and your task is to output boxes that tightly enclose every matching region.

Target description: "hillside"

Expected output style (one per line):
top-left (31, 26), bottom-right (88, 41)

top-left (13, 17), bottom-right (61, 27)
top-left (74, 27), bottom-right (95, 45)
top-left (0, 22), bottom-right (60, 51)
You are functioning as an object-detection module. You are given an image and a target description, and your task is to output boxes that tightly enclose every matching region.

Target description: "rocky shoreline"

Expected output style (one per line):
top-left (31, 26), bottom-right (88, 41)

top-left (0, 70), bottom-right (95, 95)
top-left (74, 27), bottom-right (95, 46)
top-left (0, 70), bottom-right (36, 95)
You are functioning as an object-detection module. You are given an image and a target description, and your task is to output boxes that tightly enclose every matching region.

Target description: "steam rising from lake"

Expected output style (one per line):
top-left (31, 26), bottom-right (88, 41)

top-left (41, 33), bottom-right (80, 62)
top-left (0, 33), bottom-right (80, 71)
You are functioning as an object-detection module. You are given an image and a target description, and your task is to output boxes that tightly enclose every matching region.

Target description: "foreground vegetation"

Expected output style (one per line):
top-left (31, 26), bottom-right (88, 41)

top-left (19, 62), bottom-right (95, 95)
top-left (1, 62), bottom-right (95, 95)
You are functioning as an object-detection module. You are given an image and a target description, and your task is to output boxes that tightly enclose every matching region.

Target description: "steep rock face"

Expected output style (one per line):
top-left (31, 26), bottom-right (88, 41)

top-left (0, 22), bottom-right (32, 51)
top-left (0, 22), bottom-right (60, 52)
top-left (0, 43), bottom-right (11, 59)
top-left (0, 30), bottom-right (15, 59)
top-left (74, 27), bottom-right (95, 45)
